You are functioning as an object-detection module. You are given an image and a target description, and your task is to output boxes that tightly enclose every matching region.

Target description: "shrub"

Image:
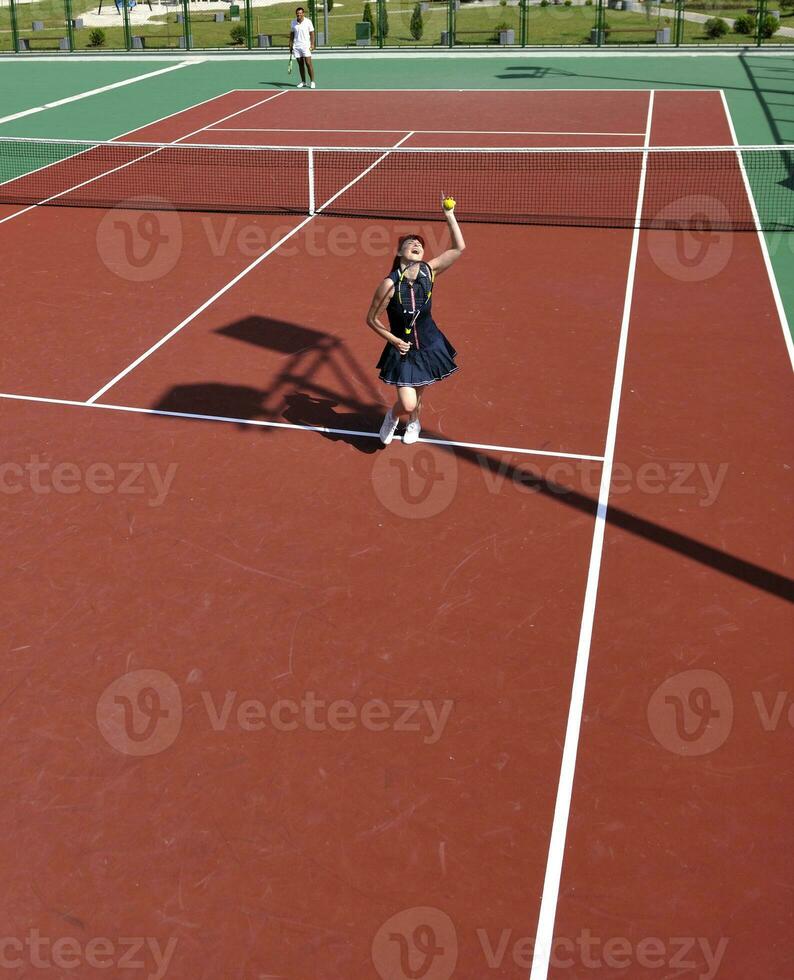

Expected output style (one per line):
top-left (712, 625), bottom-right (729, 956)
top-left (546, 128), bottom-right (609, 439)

top-left (363, 0), bottom-right (374, 30)
top-left (410, 1), bottom-right (423, 38)
top-left (230, 23), bottom-right (246, 43)
top-left (585, 0), bottom-right (592, 5)
top-left (500, 0), bottom-right (507, 6)
top-left (87, 27), bottom-right (105, 46)
top-left (704, 15), bottom-right (729, 35)
top-left (379, 0), bottom-right (389, 36)
top-left (327, 0), bottom-right (334, 12)
top-left (540, 0), bottom-right (549, 6)
top-left (759, 12), bottom-right (778, 35)
top-left (733, 12), bottom-right (755, 32)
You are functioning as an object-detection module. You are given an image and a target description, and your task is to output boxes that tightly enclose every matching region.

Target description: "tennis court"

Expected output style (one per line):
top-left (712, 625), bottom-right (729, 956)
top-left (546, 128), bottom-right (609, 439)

top-left (0, 69), bottom-right (792, 980)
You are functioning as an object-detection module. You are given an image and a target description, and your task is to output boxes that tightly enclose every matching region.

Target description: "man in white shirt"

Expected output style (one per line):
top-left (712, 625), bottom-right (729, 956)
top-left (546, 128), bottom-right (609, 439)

top-left (290, 7), bottom-right (316, 89)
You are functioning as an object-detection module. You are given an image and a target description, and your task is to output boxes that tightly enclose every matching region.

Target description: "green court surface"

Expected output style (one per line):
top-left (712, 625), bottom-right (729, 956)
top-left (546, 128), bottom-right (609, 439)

top-left (0, 53), bottom-right (792, 337)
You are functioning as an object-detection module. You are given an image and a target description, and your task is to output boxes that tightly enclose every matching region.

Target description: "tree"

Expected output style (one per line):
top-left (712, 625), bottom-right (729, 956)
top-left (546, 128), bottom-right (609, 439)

top-left (363, 1), bottom-right (374, 32)
top-left (379, 0), bottom-right (389, 37)
top-left (410, 1), bottom-right (423, 39)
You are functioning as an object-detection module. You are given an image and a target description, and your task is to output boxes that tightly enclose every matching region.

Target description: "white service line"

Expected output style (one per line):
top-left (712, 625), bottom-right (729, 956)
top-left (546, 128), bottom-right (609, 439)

top-left (0, 61), bottom-right (200, 126)
top-left (0, 90), bottom-right (288, 226)
top-left (528, 88), bottom-right (655, 980)
top-left (85, 131), bottom-right (414, 404)
top-left (208, 127), bottom-right (647, 136)
top-left (718, 91), bottom-right (794, 372)
top-left (0, 391), bottom-right (603, 462)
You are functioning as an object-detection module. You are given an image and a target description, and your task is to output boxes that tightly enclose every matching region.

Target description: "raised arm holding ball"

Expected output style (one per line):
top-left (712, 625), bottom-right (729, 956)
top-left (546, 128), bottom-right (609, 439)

top-left (366, 198), bottom-right (466, 446)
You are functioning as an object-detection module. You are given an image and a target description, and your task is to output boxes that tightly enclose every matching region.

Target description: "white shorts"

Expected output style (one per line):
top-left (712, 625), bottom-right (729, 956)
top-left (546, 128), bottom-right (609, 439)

top-left (293, 45), bottom-right (313, 58)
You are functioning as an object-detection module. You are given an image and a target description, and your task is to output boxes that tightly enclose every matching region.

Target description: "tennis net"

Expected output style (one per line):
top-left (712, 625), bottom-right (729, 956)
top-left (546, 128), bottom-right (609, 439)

top-left (0, 136), bottom-right (791, 231)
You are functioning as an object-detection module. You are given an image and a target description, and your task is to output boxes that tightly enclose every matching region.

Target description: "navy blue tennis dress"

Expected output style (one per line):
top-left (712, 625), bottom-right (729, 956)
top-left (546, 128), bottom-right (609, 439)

top-left (376, 262), bottom-right (458, 387)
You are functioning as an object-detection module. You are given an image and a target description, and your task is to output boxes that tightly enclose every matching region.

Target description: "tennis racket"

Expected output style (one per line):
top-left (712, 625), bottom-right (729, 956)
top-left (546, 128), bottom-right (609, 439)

top-left (288, 52), bottom-right (293, 74)
top-left (396, 261), bottom-right (434, 354)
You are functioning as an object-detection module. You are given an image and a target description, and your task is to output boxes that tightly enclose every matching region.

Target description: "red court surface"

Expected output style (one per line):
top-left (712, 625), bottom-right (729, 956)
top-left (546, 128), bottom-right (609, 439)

top-left (0, 88), bottom-right (792, 980)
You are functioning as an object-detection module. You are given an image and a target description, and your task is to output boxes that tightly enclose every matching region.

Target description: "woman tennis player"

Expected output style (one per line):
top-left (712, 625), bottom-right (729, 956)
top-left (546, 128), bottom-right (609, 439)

top-left (366, 199), bottom-right (465, 445)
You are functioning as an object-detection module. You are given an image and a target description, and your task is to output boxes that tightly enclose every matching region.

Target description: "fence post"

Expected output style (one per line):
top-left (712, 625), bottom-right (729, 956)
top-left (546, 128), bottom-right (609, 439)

top-left (377, 0), bottom-right (384, 47)
top-left (449, 0), bottom-right (455, 46)
top-left (64, 0), bottom-right (75, 50)
top-left (245, 0), bottom-right (253, 48)
top-left (180, 0), bottom-right (191, 48)
top-left (755, 0), bottom-right (767, 45)
top-left (520, 0), bottom-right (527, 46)
top-left (596, 0), bottom-right (604, 46)
top-left (245, 0), bottom-right (254, 51)
top-left (674, 0), bottom-right (684, 45)
top-left (9, 0), bottom-right (20, 52)
top-left (121, 0), bottom-right (132, 49)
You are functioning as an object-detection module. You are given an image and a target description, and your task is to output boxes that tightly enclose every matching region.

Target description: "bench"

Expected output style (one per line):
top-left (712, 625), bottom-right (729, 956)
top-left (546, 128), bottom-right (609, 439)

top-left (18, 35), bottom-right (69, 50)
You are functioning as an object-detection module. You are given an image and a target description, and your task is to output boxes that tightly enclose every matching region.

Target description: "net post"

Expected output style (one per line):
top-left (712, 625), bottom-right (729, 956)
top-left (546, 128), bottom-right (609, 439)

top-left (9, 0), bottom-right (20, 52)
top-left (308, 148), bottom-right (315, 215)
top-left (63, 0), bottom-right (75, 50)
top-left (755, 0), bottom-right (767, 45)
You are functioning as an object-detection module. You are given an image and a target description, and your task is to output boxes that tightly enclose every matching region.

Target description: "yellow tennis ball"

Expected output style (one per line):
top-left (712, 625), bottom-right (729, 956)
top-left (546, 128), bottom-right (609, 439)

top-left (443, 197), bottom-right (456, 211)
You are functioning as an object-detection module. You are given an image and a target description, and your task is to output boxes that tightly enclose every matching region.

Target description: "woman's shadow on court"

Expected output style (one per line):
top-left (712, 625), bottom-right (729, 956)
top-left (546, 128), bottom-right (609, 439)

top-left (150, 315), bottom-right (387, 455)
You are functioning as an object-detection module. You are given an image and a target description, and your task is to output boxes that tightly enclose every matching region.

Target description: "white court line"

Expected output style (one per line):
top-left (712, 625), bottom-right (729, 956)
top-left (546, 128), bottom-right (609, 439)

top-left (718, 91), bottom-right (794, 373)
top-left (0, 391), bottom-right (604, 463)
top-left (85, 131), bottom-right (414, 404)
top-left (528, 89), bottom-right (655, 980)
top-left (0, 61), bottom-right (199, 126)
top-left (0, 90), bottom-right (288, 226)
top-left (209, 127), bottom-right (647, 136)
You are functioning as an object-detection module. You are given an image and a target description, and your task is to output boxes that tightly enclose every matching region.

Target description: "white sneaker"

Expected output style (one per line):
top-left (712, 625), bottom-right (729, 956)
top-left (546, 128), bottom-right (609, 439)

top-left (403, 419), bottom-right (421, 444)
top-left (379, 410), bottom-right (399, 445)
top-left (310, 81), bottom-right (316, 89)
top-left (297, 82), bottom-right (305, 88)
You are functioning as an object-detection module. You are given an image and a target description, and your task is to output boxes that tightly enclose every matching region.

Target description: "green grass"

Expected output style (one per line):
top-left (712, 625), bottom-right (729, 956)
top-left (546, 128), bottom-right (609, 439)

top-left (0, 4), bottom-right (14, 51)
